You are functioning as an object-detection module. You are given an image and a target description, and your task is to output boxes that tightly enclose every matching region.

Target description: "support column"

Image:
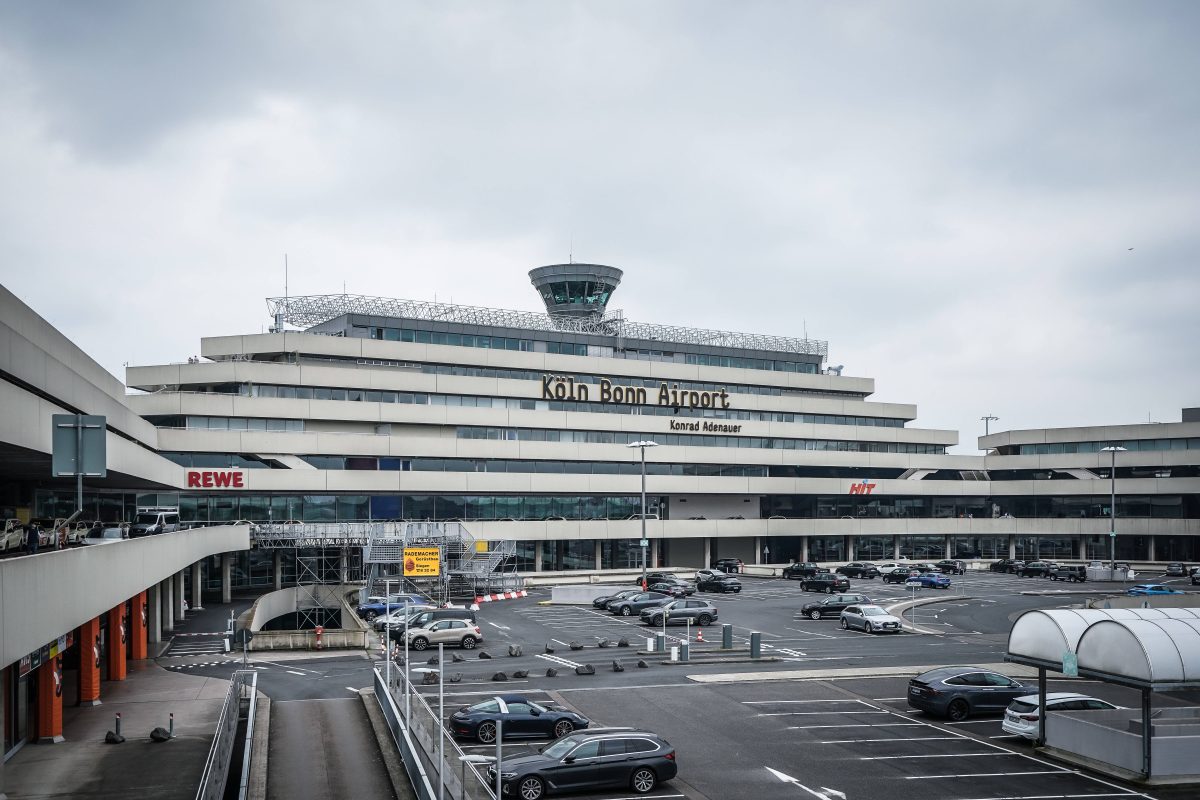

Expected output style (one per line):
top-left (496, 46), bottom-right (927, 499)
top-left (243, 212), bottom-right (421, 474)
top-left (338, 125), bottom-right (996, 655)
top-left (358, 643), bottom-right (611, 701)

top-left (36, 657), bottom-right (64, 743)
top-left (944, 535), bottom-right (953, 560)
top-left (534, 544), bottom-right (543, 572)
top-left (801, 536), bottom-right (809, 563)
top-left (754, 537), bottom-right (762, 565)
top-left (191, 562), bottom-right (204, 611)
top-left (594, 540), bottom-right (602, 570)
top-left (174, 571), bottom-right (186, 620)
top-left (847, 536), bottom-right (856, 561)
top-left (893, 535), bottom-right (901, 561)
top-left (221, 553), bottom-right (233, 604)
top-left (106, 605), bottom-right (127, 682)
top-left (703, 537), bottom-right (712, 569)
top-left (1147, 535), bottom-right (1156, 562)
top-left (78, 617), bottom-right (102, 706)
top-left (147, 583), bottom-right (162, 644)
top-left (163, 576), bottom-right (175, 633)
top-left (273, 551), bottom-right (283, 590)
top-left (650, 539), bottom-right (660, 569)
top-left (1008, 535), bottom-right (1017, 560)
top-left (1, 677), bottom-right (7, 799)
top-left (340, 549), bottom-right (349, 584)
top-left (130, 591), bottom-right (148, 661)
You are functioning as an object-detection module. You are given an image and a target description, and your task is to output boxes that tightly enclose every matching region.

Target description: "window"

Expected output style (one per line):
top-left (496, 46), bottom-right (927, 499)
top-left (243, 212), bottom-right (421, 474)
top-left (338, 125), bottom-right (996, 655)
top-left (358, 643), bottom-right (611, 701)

top-left (569, 742), bottom-right (600, 760)
top-left (623, 738), bottom-right (658, 754)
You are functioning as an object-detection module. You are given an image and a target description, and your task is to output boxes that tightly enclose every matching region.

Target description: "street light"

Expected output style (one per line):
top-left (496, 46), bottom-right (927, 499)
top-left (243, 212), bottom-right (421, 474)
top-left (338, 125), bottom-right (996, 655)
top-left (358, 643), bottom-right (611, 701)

top-left (1100, 446), bottom-right (1127, 571)
top-left (627, 441), bottom-right (658, 587)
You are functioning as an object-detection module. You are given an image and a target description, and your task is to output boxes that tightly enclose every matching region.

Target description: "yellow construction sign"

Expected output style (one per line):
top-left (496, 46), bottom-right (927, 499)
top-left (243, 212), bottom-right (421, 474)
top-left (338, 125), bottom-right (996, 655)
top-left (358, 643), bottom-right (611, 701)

top-left (403, 547), bottom-right (441, 577)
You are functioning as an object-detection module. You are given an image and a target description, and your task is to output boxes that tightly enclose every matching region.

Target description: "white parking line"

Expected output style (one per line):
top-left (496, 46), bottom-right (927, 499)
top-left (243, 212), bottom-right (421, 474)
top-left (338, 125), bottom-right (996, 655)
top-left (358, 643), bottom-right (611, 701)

top-left (537, 653), bottom-right (584, 669)
top-left (818, 736), bottom-right (960, 744)
top-left (859, 752), bottom-right (1003, 760)
top-left (788, 723), bottom-right (926, 729)
top-left (953, 794), bottom-right (1137, 799)
top-left (743, 699), bottom-right (862, 704)
top-left (904, 770), bottom-right (1067, 779)
top-left (759, 710), bottom-right (888, 716)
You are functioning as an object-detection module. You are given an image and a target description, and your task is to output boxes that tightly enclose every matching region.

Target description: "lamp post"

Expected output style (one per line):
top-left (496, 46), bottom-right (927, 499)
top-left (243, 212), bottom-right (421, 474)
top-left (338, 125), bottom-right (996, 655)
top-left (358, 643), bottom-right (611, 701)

top-left (1100, 446), bottom-right (1127, 571)
top-left (627, 441), bottom-right (658, 588)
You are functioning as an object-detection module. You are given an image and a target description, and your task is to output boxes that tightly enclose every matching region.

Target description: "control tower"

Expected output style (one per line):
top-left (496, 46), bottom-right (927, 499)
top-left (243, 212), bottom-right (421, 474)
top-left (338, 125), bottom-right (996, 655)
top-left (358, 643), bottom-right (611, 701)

top-left (528, 263), bottom-right (623, 318)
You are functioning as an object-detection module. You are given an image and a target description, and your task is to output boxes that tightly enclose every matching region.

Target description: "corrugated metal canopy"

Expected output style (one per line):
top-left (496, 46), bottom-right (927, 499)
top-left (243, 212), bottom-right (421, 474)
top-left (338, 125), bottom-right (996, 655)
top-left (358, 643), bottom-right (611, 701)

top-left (1007, 608), bottom-right (1200, 690)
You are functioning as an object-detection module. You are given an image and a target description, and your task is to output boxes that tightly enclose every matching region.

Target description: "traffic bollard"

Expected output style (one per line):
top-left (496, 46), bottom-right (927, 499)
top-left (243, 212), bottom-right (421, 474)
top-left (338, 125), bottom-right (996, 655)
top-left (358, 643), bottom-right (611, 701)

top-left (680, 640), bottom-right (690, 663)
top-left (750, 631), bottom-right (761, 659)
top-left (169, 712), bottom-right (175, 738)
top-left (722, 624), bottom-right (733, 649)
top-left (115, 712), bottom-right (122, 737)
top-left (655, 632), bottom-right (666, 654)
top-left (645, 636), bottom-right (655, 652)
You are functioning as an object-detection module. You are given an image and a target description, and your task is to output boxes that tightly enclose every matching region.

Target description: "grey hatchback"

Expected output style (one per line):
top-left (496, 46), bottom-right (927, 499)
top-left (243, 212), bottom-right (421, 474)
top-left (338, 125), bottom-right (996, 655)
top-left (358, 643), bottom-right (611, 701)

top-left (489, 728), bottom-right (677, 799)
top-left (908, 666), bottom-right (1032, 721)
top-left (639, 598), bottom-right (718, 627)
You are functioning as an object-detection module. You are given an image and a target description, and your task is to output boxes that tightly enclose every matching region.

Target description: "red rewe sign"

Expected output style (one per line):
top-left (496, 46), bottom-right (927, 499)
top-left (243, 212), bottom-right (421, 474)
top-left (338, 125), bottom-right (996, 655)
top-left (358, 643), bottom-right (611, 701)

top-left (848, 480), bottom-right (876, 495)
top-left (186, 470), bottom-right (245, 489)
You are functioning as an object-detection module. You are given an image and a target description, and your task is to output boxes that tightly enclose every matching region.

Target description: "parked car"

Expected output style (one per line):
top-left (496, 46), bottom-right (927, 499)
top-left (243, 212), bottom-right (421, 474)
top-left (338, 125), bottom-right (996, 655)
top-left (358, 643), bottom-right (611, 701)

top-left (695, 574), bottom-right (742, 593)
top-left (1, 519), bottom-right (25, 554)
top-left (840, 604), bottom-right (903, 633)
top-left (404, 618), bottom-right (484, 651)
top-left (1192, 567), bottom-right (1200, 586)
top-left (81, 526), bottom-right (128, 545)
top-left (990, 559), bottom-right (1023, 573)
top-left (1165, 562), bottom-right (1188, 577)
top-left (906, 573), bottom-right (951, 590)
top-left (607, 592), bottom-right (671, 617)
top-left (647, 577), bottom-right (695, 596)
top-left (1127, 584), bottom-right (1184, 596)
top-left (593, 589), bottom-right (641, 609)
top-left (356, 594), bottom-right (429, 622)
top-left (450, 694), bottom-right (590, 743)
top-left (639, 598), bottom-right (718, 627)
top-left (800, 593), bottom-right (871, 620)
top-left (373, 605), bottom-right (437, 631)
top-left (1049, 565), bottom-right (1087, 583)
top-left (711, 558), bottom-right (743, 573)
top-left (836, 562), bottom-right (880, 579)
top-left (1019, 561), bottom-right (1054, 578)
top-left (647, 582), bottom-right (690, 599)
top-left (800, 573), bottom-right (850, 593)
top-left (693, 568), bottom-right (728, 582)
top-left (907, 666), bottom-right (1032, 721)
top-left (783, 561), bottom-right (822, 580)
top-left (488, 728), bottom-right (677, 799)
top-left (1001, 693), bottom-right (1121, 739)
top-left (883, 567), bottom-right (919, 584)
top-left (128, 509), bottom-right (181, 538)
top-left (935, 560), bottom-right (966, 575)
top-left (644, 572), bottom-right (683, 585)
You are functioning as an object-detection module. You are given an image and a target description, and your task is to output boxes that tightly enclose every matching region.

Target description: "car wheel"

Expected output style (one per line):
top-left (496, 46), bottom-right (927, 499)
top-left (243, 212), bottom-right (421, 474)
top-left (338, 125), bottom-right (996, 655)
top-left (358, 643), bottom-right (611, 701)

top-left (808, 610), bottom-right (821, 620)
top-left (518, 775), bottom-right (545, 800)
top-left (947, 699), bottom-right (970, 722)
top-left (364, 611), bottom-right (378, 622)
top-left (477, 721), bottom-right (498, 743)
top-left (840, 618), bottom-right (849, 629)
top-left (461, 636), bottom-right (477, 649)
top-left (621, 606), bottom-right (632, 616)
top-left (650, 616), bottom-right (663, 627)
top-left (631, 767), bottom-right (657, 794)
top-left (553, 719), bottom-right (574, 738)
top-left (697, 614), bottom-right (712, 626)
top-left (411, 636), bottom-right (429, 651)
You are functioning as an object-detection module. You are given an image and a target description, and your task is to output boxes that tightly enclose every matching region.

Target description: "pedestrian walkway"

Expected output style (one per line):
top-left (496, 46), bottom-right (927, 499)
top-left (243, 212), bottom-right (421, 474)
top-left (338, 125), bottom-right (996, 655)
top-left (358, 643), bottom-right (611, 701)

top-left (267, 698), bottom-right (397, 800)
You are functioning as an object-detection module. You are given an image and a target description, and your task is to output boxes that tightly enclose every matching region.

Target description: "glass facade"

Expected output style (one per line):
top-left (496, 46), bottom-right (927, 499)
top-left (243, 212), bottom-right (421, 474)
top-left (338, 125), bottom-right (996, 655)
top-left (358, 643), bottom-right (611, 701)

top-left (457, 427), bottom-right (945, 454)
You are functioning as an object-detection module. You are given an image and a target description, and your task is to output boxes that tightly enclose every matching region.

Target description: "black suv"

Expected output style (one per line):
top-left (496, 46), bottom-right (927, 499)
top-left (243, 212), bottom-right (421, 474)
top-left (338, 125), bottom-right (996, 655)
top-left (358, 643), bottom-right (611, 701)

top-left (1019, 561), bottom-right (1053, 578)
top-left (783, 562), bottom-right (822, 580)
top-left (1049, 565), bottom-right (1087, 583)
top-left (696, 574), bottom-right (742, 593)
top-left (935, 560), bottom-right (966, 575)
top-left (800, 573), bottom-right (850, 593)
top-left (799, 592), bottom-right (871, 620)
top-left (883, 567), bottom-right (918, 584)
top-left (711, 558), bottom-right (743, 573)
top-left (989, 559), bottom-right (1021, 573)
top-left (490, 728), bottom-right (678, 799)
top-left (836, 562), bottom-right (880, 579)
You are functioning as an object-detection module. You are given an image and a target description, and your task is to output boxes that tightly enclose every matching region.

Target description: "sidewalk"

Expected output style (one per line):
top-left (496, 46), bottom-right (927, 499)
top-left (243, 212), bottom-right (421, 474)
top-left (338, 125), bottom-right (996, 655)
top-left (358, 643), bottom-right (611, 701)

top-left (4, 662), bottom-right (229, 799)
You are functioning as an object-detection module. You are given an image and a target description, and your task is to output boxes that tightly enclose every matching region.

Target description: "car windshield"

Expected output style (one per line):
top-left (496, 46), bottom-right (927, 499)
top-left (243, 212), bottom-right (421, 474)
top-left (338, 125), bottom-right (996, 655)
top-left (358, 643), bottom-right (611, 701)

top-left (542, 736), bottom-right (581, 759)
top-left (134, 514), bottom-right (158, 525)
top-left (862, 607), bottom-right (886, 616)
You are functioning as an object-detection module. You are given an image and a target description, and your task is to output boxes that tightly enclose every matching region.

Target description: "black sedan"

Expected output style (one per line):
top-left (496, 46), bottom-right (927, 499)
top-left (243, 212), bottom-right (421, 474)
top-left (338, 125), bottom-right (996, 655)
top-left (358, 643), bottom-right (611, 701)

top-left (450, 694), bottom-right (589, 743)
top-left (836, 562), bottom-right (880, 579)
top-left (648, 581), bottom-right (690, 598)
top-left (592, 589), bottom-right (640, 610)
top-left (696, 574), bottom-right (742, 593)
top-left (490, 729), bottom-right (677, 799)
top-left (800, 574), bottom-right (850, 593)
top-left (607, 591), bottom-right (671, 616)
top-left (883, 567), bottom-right (919, 584)
top-left (908, 666), bottom-right (1033, 721)
top-left (799, 593), bottom-right (871, 620)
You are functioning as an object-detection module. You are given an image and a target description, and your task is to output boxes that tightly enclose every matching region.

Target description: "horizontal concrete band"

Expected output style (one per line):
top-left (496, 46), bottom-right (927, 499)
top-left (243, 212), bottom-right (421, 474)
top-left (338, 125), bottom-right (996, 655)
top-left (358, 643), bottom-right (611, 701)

top-left (0, 525), bottom-right (251, 669)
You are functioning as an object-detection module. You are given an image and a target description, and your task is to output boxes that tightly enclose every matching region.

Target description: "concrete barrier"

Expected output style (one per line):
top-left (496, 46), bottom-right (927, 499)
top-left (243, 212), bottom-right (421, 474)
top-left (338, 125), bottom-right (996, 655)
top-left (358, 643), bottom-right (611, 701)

top-left (550, 585), bottom-right (642, 604)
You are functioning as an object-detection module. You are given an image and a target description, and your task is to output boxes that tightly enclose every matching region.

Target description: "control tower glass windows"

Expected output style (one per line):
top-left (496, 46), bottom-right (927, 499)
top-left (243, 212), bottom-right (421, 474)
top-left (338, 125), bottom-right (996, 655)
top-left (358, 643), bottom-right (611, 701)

top-left (539, 281), bottom-right (614, 309)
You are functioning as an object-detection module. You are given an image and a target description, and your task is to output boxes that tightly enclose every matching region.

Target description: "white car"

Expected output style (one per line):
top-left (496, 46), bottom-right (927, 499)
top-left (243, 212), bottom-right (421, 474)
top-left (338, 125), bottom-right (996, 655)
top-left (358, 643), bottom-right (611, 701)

top-left (373, 605), bottom-right (436, 631)
top-left (1, 519), bottom-right (25, 553)
top-left (840, 604), bottom-right (903, 633)
top-left (1001, 693), bottom-right (1121, 739)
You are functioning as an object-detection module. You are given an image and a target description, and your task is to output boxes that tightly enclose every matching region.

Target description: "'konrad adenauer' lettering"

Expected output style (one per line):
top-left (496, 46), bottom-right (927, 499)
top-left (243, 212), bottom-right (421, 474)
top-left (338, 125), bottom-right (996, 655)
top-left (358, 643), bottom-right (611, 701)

top-left (670, 419), bottom-right (743, 434)
top-left (542, 374), bottom-right (731, 411)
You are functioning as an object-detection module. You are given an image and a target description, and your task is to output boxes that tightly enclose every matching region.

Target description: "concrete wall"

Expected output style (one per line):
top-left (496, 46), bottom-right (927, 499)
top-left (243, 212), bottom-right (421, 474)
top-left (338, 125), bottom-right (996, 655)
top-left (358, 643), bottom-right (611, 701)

top-left (248, 629), bottom-right (368, 651)
top-left (0, 525), bottom-right (250, 669)
top-left (245, 583), bottom-right (366, 633)
top-left (1047, 708), bottom-right (1200, 780)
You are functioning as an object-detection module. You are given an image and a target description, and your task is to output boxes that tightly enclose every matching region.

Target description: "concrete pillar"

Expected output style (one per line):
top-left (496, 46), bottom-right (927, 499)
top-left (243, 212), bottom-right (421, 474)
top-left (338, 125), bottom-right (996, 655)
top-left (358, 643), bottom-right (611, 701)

top-left (174, 571), bottom-right (186, 620)
top-left (129, 591), bottom-right (148, 661)
top-left (534, 544), bottom-right (543, 572)
top-left (36, 657), bottom-right (65, 743)
top-left (106, 605), bottom-right (127, 682)
top-left (801, 536), bottom-right (809, 563)
top-left (594, 540), bottom-right (602, 570)
top-left (273, 551), bottom-right (283, 590)
top-left (847, 536), bottom-right (856, 561)
top-left (1008, 535), bottom-right (1017, 560)
top-left (893, 535), bottom-right (901, 561)
top-left (147, 583), bottom-right (162, 644)
top-left (1147, 535), bottom-right (1156, 562)
top-left (754, 537), bottom-right (762, 565)
top-left (163, 576), bottom-right (175, 633)
top-left (650, 539), bottom-right (660, 569)
top-left (1078, 535), bottom-right (1087, 560)
top-left (1, 679), bottom-right (7, 799)
top-left (702, 537), bottom-right (712, 569)
top-left (191, 562), bottom-right (204, 611)
top-left (340, 549), bottom-right (349, 584)
top-left (78, 617), bottom-right (102, 706)
top-left (221, 553), bottom-right (233, 604)
top-left (945, 535), bottom-right (953, 560)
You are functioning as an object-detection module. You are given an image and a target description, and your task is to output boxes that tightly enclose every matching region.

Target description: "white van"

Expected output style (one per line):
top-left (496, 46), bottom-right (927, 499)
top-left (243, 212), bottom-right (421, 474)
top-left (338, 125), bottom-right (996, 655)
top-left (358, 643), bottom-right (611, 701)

top-left (129, 508), bottom-right (181, 537)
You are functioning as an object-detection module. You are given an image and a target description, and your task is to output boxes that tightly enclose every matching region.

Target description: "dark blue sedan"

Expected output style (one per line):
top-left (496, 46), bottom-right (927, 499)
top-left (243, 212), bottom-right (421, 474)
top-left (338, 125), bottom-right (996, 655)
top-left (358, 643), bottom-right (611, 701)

top-left (450, 694), bottom-right (590, 743)
top-left (906, 573), bottom-right (952, 590)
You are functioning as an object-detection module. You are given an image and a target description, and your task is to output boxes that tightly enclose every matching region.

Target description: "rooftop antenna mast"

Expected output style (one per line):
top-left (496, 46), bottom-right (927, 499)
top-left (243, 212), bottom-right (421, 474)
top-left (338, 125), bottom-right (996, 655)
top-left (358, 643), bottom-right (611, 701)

top-left (271, 254), bottom-right (289, 334)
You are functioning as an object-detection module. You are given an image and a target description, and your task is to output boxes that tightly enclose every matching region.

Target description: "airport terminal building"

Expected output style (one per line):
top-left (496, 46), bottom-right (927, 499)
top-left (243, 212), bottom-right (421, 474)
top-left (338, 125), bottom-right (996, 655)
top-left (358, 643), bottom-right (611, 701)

top-left (8, 265), bottom-right (1200, 585)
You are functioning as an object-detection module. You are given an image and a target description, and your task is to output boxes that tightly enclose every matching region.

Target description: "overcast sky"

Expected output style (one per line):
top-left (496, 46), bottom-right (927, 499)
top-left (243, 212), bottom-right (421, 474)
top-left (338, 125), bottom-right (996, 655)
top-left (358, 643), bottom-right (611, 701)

top-left (2, 1), bottom-right (1197, 452)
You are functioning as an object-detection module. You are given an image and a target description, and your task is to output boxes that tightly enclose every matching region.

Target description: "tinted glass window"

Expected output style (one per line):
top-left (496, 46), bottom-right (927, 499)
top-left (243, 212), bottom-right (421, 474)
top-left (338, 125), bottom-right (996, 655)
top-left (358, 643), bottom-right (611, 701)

top-left (571, 742), bottom-right (600, 759)
top-left (983, 673), bottom-right (1016, 686)
top-left (506, 702), bottom-right (532, 715)
top-left (944, 676), bottom-right (971, 686)
top-left (623, 738), bottom-right (658, 754)
top-left (599, 740), bottom-right (626, 756)
top-left (472, 700), bottom-right (501, 713)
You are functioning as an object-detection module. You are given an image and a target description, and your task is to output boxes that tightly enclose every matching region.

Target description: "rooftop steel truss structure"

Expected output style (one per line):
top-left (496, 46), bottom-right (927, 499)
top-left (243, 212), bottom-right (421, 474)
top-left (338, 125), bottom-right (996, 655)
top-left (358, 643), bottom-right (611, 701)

top-left (265, 294), bottom-right (828, 360)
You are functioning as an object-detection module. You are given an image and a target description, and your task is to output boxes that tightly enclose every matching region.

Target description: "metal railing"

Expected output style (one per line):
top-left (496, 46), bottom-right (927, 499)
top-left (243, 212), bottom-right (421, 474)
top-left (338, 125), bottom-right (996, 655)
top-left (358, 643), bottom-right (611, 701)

top-left (196, 670), bottom-right (258, 800)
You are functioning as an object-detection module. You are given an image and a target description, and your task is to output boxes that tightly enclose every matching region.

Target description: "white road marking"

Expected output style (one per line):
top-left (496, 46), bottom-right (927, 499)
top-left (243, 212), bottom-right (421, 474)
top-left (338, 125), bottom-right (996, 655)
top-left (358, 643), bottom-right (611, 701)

top-left (346, 687), bottom-right (359, 693)
top-left (788, 723), bottom-right (925, 729)
top-left (904, 770), bottom-right (1068, 779)
top-left (537, 653), bottom-right (584, 669)
top-left (859, 752), bottom-right (1004, 760)
top-left (758, 710), bottom-right (888, 716)
top-left (743, 699), bottom-right (862, 704)
top-left (818, 736), bottom-right (960, 744)
top-left (287, 670), bottom-right (306, 675)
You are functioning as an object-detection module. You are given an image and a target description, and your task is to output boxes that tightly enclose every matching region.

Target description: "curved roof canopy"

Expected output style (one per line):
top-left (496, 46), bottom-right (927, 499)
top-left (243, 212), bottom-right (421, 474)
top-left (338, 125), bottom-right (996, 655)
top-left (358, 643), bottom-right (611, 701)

top-left (1007, 608), bottom-right (1200, 690)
